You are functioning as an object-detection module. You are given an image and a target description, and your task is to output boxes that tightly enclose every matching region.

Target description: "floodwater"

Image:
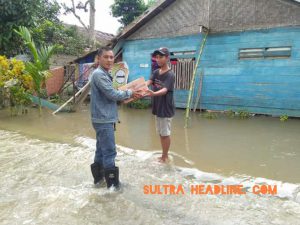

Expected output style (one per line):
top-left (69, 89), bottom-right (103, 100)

top-left (0, 105), bottom-right (299, 225)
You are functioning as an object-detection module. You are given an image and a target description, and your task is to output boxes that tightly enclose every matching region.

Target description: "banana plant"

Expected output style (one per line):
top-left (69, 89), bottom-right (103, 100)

top-left (14, 26), bottom-right (58, 115)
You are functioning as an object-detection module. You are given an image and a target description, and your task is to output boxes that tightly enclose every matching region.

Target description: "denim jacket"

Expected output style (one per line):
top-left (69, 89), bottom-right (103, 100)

top-left (90, 67), bottom-right (132, 123)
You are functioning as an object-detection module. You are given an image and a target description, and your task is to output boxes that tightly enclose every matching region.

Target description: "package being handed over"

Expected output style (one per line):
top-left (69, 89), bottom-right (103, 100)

top-left (118, 77), bottom-right (149, 103)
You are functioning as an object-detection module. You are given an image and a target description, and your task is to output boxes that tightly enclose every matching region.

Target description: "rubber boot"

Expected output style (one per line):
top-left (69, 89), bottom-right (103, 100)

top-left (91, 162), bottom-right (104, 185)
top-left (104, 166), bottom-right (120, 189)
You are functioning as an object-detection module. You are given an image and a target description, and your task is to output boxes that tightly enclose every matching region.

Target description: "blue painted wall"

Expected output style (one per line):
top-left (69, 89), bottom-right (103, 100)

top-left (122, 26), bottom-right (300, 117)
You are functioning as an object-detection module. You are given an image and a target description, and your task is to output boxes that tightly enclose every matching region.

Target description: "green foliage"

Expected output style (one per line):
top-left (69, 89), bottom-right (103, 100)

top-left (127, 99), bottom-right (151, 109)
top-left (111, 0), bottom-right (148, 27)
top-left (49, 93), bottom-right (63, 104)
top-left (202, 112), bottom-right (218, 119)
top-left (225, 109), bottom-right (256, 119)
top-left (280, 115), bottom-right (289, 122)
top-left (0, 0), bottom-right (85, 57)
top-left (6, 87), bottom-right (31, 115)
top-left (9, 85), bottom-right (31, 106)
top-left (32, 21), bottom-right (87, 56)
top-left (0, 0), bottom-right (60, 57)
top-left (226, 109), bottom-right (235, 118)
top-left (38, 0), bottom-right (61, 24)
top-left (237, 110), bottom-right (251, 119)
top-left (146, 0), bottom-right (158, 7)
top-left (0, 88), bottom-right (4, 108)
top-left (57, 26), bottom-right (87, 56)
top-left (200, 109), bottom-right (253, 119)
top-left (0, 56), bottom-right (33, 115)
top-left (15, 26), bottom-right (58, 115)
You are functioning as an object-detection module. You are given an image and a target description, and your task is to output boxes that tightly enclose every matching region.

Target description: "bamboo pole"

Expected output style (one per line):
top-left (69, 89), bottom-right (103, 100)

top-left (193, 70), bottom-right (204, 112)
top-left (185, 32), bottom-right (208, 128)
top-left (52, 81), bottom-right (91, 115)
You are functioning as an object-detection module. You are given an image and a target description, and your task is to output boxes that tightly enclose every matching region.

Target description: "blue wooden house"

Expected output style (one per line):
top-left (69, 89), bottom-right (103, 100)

top-left (112, 0), bottom-right (300, 117)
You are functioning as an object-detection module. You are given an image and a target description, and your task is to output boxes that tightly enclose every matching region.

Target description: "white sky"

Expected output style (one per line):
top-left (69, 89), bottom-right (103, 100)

top-left (58, 0), bottom-right (300, 34)
top-left (57, 0), bottom-right (122, 35)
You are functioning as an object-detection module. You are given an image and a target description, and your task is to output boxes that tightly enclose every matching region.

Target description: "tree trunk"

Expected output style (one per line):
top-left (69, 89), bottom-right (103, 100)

top-left (89, 0), bottom-right (96, 49)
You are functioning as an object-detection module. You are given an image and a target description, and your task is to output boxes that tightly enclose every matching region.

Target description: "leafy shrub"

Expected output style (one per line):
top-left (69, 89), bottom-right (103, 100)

top-left (0, 55), bottom-right (33, 114)
top-left (127, 99), bottom-right (151, 109)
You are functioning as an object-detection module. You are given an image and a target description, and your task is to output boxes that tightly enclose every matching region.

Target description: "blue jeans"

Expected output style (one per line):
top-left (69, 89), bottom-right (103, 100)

top-left (92, 122), bottom-right (116, 170)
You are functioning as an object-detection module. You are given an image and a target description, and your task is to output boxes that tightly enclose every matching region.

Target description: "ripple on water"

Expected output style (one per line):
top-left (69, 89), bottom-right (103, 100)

top-left (0, 130), bottom-right (299, 225)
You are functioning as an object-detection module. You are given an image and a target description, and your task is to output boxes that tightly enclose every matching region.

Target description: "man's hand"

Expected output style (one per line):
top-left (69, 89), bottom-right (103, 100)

top-left (146, 88), bottom-right (168, 97)
top-left (131, 89), bottom-right (143, 99)
top-left (145, 89), bottom-right (155, 97)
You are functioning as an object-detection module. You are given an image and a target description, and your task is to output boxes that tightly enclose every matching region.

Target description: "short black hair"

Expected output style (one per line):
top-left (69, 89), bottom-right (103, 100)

top-left (97, 46), bottom-right (113, 56)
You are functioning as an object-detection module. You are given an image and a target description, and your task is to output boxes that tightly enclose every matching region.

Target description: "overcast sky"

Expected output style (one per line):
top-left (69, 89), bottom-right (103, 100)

top-left (57, 0), bottom-right (300, 35)
top-left (57, 0), bottom-right (122, 35)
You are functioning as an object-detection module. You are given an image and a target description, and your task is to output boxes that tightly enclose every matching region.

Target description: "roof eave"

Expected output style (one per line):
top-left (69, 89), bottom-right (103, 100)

top-left (117, 0), bottom-right (177, 41)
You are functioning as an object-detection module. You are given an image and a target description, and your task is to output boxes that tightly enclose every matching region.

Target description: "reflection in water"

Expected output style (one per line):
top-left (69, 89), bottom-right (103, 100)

top-left (184, 127), bottom-right (190, 153)
top-left (1, 105), bottom-right (299, 183)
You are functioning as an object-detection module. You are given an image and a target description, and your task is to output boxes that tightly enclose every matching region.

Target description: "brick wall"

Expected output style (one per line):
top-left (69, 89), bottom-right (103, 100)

top-left (46, 67), bottom-right (64, 96)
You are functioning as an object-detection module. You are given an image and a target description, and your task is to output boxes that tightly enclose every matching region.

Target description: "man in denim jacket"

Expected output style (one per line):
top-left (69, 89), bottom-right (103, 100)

top-left (90, 47), bottom-right (141, 189)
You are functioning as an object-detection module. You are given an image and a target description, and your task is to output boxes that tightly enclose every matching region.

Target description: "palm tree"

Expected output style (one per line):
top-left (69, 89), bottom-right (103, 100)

top-left (14, 26), bottom-right (58, 115)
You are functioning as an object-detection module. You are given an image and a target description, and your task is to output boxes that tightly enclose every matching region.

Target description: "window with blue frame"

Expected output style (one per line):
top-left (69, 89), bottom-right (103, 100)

top-left (239, 47), bottom-right (291, 60)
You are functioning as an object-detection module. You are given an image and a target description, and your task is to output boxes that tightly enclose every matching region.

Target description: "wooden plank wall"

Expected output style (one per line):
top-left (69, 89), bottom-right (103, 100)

top-left (122, 34), bottom-right (203, 107)
top-left (122, 26), bottom-right (300, 117)
top-left (201, 27), bottom-right (300, 117)
top-left (123, 34), bottom-right (202, 79)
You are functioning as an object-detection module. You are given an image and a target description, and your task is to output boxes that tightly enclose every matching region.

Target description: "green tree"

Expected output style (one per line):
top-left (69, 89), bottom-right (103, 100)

top-left (111, 0), bottom-right (148, 27)
top-left (32, 21), bottom-right (87, 56)
top-left (1, 0), bottom-right (87, 57)
top-left (0, 0), bottom-right (60, 57)
top-left (146, 0), bottom-right (158, 7)
top-left (15, 26), bottom-right (58, 115)
top-left (56, 25), bottom-right (87, 56)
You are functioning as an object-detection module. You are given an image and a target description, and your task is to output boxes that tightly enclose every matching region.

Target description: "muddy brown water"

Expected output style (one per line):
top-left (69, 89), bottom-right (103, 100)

top-left (1, 105), bottom-right (299, 183)
top-left (0, 105), bottom-right (299, 225)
